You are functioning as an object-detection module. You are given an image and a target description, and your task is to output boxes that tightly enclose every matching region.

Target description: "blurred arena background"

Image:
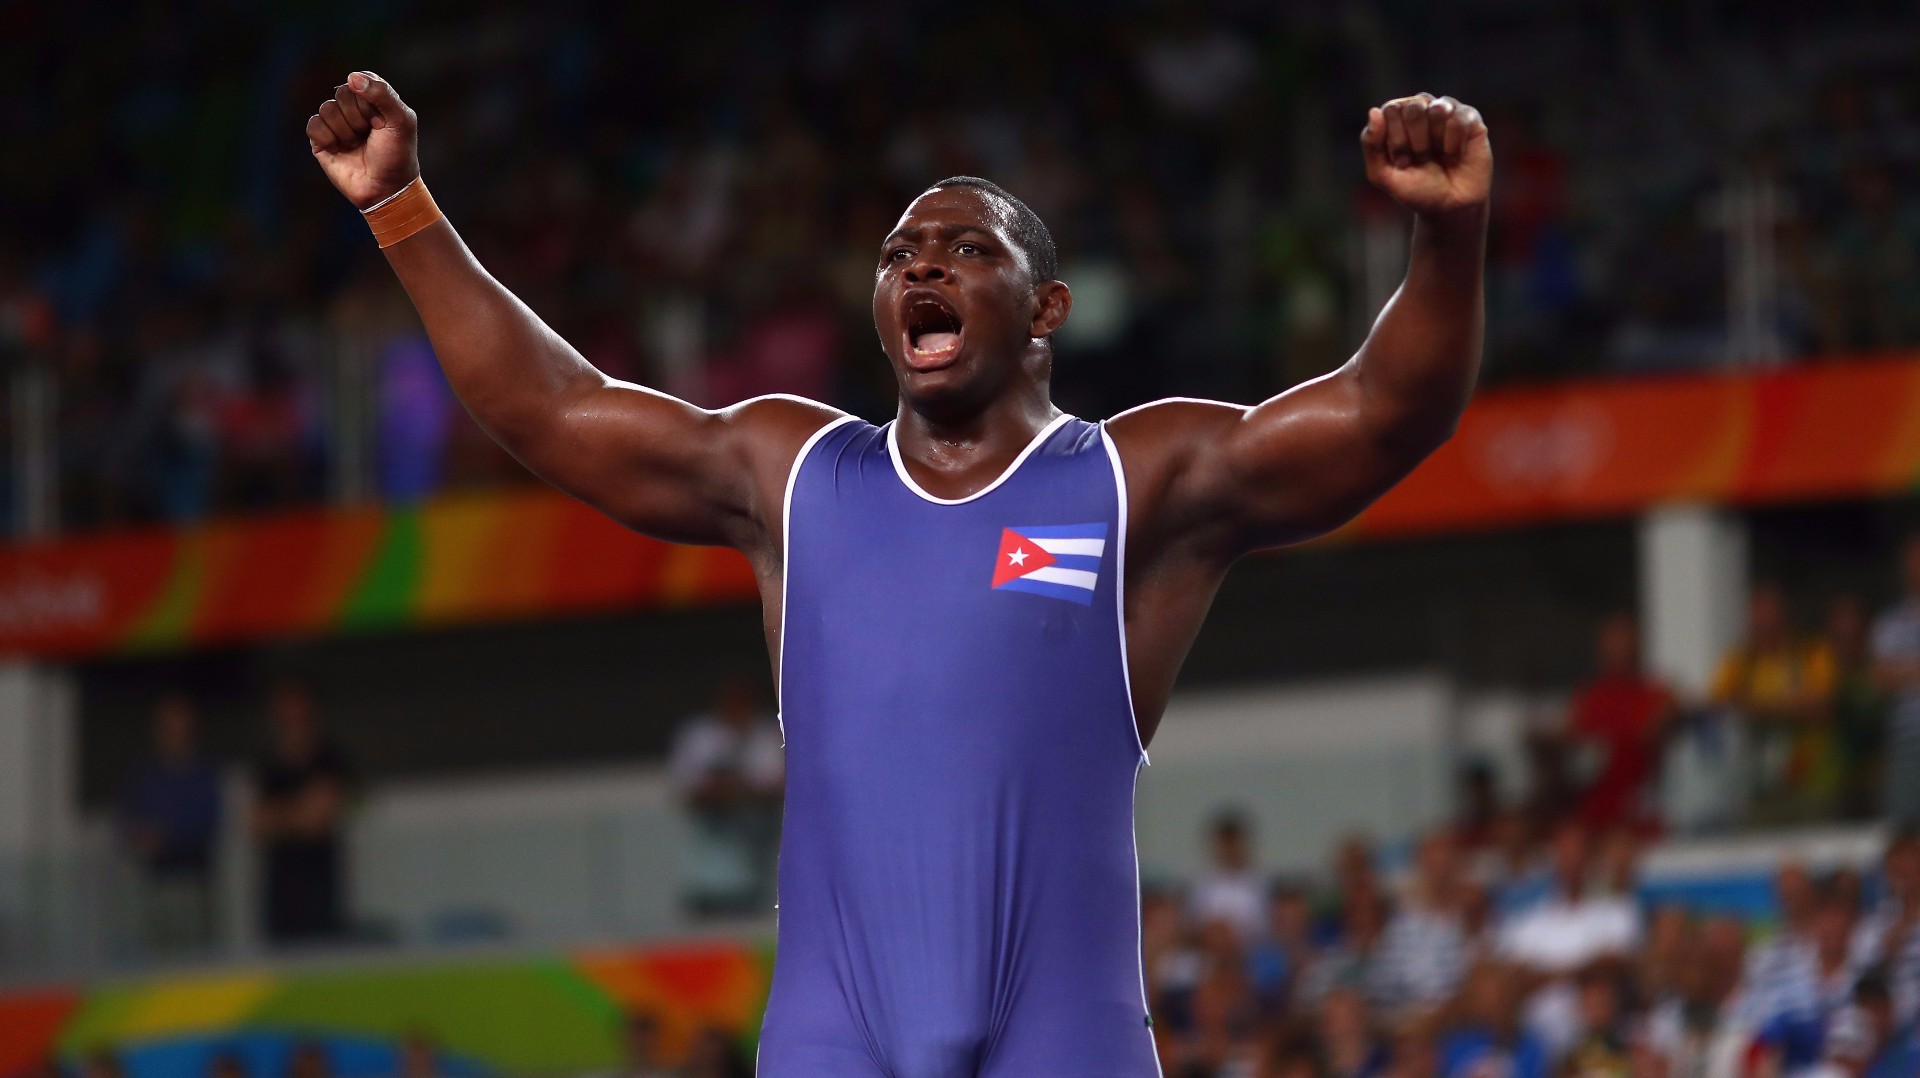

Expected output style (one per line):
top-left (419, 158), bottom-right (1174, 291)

top-left (5, 1), bottom-right (1920, 1076)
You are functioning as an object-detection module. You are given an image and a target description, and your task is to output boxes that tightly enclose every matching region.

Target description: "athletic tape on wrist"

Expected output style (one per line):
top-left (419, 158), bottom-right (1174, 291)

top-left (363, 177), bottom-right (442, 249)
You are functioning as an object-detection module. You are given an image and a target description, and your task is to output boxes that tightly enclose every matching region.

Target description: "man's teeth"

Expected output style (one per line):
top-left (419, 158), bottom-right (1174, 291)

top-left (913, 332), bottom-right (961, 354)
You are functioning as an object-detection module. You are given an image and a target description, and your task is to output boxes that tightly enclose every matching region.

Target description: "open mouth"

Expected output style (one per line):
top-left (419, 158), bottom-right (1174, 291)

top-left (903, 294), bottom-right (964, 368)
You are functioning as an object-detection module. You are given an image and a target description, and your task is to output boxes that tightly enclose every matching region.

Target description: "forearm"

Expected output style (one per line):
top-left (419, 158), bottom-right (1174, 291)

top-left (380, 219), bottom-right (605, 448)
top-left (1354, 205), bottom-right (1487, 453)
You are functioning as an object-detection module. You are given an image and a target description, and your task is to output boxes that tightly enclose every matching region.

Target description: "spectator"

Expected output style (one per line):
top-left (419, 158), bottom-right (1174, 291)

top-left (1594, 829), bottom-right (1641, 902)
top-left (1827, 596), bottom-right (1889, 820)
top-left (681, 1027), bottom-right (751, 1078)
top-left (1871, 536), bottom-right (1920, 824)
top-left (1565, 614), bottom-right (1673, 834)
top-left (1480, 807), bottom-right (1551, 917)
top-left (1768, 885), bottom-right (1866, 1056)
top-left (1379, 831), bottom-right (1472, 1011)
top-left (1520, 730), bottom-right (1581, 838)
top-left (1248, 881), bottom-right (1318, 1010)
top-left (1806, 971), bottom-right (1920, 1078)
top-left (1190, 811), bottom-right (1265, 943)
top-left (668, 681), bottom-right (783, 917)
top-left (1145, 885), bottom-right (1203, 1038)
top-left (1438, 962), bottom-right (1551, 1078)
top-left (1852, 828), bottom-right (1920, 1027)
top-left (1383, 1017), bottom-right (1441, 1078)
top-left (607, 1013), bottom-right (673, 1078)
top-left (1331, 833), bottom-right (1386, 932)
top-left (1745, 862), bottom-right (1819, 1003)
top-left (1456, 880), bottom-right (1497, 966)
top-left (1637, 905), bottom-right (1694, 1010)
top-left (118, 692), bottom-right (223, 954)
top-left (1559, 967), bottom-right (1633, 1078)
top-left (1643, 916), bottom-right (1760, 1078)
top-left (253, 681), bottom-right (353, 944)
top-left (1179, 917), bottom-right (1262, 1078)
top-left (1713, 584), bottom-right (1835, 822)
top-left (1498, 821), bottom-right (1640, 976)
top-left (1320, 986), bottom-right (1390, 1078)
top-left (1302, 892), bottom-right (1397, 1010)
top-left (1262, 1028), bottom-right (1325, 1078)
top-left (1451, 762), bottom-right (1501, 855)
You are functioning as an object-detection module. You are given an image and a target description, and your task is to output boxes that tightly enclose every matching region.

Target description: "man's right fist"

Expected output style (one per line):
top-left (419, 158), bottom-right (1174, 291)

top-left (306, 72), bottom-right (420, 210)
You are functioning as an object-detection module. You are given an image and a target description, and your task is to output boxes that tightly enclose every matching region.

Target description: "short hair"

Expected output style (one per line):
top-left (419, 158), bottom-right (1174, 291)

top-left (1269, 876), bottom-right (1312, 902)
top-left (925, 176), bottom-right (1059, 283)
top-left (1854, 966), bottom-right (1891, 1004)
top-left (1210, 809), bottom-right (1248, 839)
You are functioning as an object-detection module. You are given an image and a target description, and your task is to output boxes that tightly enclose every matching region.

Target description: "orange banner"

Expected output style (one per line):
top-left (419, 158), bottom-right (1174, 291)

top-left (0, 356), bottom-right (1909, 658)
top-left (0, 489), bottom-right (758, 658)
top-left (1344, 354), bottom-right (1920, 538)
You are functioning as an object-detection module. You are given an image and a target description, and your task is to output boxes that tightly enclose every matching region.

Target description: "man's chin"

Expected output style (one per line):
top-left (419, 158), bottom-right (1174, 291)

top-left (893, 360), bottom-right (987, 410)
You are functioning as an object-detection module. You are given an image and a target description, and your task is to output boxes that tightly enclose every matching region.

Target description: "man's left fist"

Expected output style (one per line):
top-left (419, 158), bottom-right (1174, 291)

top-left (1361, 93), bottom-right (1491, 216)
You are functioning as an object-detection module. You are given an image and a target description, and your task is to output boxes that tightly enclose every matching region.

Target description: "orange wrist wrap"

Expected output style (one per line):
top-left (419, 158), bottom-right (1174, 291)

top-left (363, 177), bottom-right (442, 248)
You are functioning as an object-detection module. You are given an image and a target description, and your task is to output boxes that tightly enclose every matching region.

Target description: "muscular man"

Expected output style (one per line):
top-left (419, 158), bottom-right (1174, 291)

top-left (308, 72), bottom-right (1489, 1077)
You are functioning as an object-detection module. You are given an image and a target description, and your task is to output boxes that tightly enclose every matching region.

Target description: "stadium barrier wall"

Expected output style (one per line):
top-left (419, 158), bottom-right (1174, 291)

top-left (0, 938), bottom-right (773, 1077)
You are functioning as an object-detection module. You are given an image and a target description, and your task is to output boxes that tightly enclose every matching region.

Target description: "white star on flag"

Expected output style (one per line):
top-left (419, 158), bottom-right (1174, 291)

top-left (1008, 549), bottom-right (1028, 566)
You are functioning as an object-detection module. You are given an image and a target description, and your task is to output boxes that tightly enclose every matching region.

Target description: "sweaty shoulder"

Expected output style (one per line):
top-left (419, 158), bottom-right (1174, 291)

top-left (1104, 398), bottom-right (1249, 555)
top-left (718, 394), bottom-right (852, 556)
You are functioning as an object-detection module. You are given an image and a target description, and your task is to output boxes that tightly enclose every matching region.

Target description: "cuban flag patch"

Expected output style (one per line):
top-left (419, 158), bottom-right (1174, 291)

top-left (991, 523), bottom-right (1109, 605)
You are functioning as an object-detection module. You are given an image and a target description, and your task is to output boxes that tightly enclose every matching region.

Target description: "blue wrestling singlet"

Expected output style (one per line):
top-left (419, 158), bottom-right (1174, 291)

top-left (759, 413), bottom-right (1161, 1078)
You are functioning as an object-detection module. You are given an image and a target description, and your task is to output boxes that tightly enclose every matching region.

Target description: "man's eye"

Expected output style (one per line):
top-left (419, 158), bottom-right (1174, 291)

top-left (957, 243), bottom-right (979, 255)
top-left (887, 248), bottom-right (911, 262)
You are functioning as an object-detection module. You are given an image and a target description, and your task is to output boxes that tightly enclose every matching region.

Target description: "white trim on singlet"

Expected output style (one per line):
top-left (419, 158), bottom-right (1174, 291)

top-left (885, 412), bottom-right (1076, 505)
top-left (775, 414), bottom-right (862, 744)
top-left (1130, 756), bottom-right (1166, 1076)
top-left (1099, 422), bottom-right (1150, 766)
top-left (1103, 423), bottom-right (1163, 1067)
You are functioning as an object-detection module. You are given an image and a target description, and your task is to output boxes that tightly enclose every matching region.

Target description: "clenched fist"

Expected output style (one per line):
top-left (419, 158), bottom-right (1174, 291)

top-left (1361, 94), bottom-right (1491, 216)
top-left (306, 72), bottom-right (420, 210)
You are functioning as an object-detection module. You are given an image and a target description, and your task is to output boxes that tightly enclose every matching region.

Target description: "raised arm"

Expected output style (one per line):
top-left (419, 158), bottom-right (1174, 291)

top-left (305, 73), bottom-right (835, 550)
top-left (1111, 94), bottom-right (1489, 559)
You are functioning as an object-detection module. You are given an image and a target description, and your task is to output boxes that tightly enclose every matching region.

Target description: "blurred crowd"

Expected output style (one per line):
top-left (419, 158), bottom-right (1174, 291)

top-left (3, 1), bottom-right (1920, 532)
top-left (1109, 534), bottom-right (1920, 1078)
top-left (1143, 813), bottom-right (1919, 1078)
top-left (1549, 532), bottom-right (1920, 839)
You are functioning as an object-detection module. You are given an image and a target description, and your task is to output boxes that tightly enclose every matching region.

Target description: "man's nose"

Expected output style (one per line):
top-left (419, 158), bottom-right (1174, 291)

top-left (904, 253), bottom-right (947, 283)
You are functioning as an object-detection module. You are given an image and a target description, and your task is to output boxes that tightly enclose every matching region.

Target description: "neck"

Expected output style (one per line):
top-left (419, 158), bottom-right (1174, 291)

top-left (893, 379), bottom-right (1060, 479)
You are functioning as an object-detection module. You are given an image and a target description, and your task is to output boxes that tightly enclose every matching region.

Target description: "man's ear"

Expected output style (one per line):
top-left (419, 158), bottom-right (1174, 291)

top-left (1030, 280), bottom-right (1072, 338)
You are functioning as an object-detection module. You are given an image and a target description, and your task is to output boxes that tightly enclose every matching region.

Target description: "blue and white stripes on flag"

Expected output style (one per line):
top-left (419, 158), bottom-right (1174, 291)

top-left (991, 523), bottom-right (1109, 605)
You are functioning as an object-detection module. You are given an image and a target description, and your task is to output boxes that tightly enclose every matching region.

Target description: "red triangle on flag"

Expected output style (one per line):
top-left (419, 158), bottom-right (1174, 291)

top-left (992, 528), bottom-right (1057, 587)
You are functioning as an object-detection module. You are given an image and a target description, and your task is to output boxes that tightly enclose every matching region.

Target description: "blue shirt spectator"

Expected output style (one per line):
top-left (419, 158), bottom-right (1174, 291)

top-left (120, 694), bottom-right (222, 878)
top-left (1438, 1026), bottom-right (1550, 1078)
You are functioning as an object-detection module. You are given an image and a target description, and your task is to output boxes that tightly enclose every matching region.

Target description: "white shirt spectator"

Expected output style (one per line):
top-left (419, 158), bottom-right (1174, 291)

top-left (1498, 890), bottom-right (1641, 973)
top-left (669, 713), bottom-right (784, 793)
top-left (1643, 990), bottom-right (1765, 1078)
top-left (1188, 870), bottom-right (1264, 944)
top-left (1850, 903), bottom-right (1920, 1026)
